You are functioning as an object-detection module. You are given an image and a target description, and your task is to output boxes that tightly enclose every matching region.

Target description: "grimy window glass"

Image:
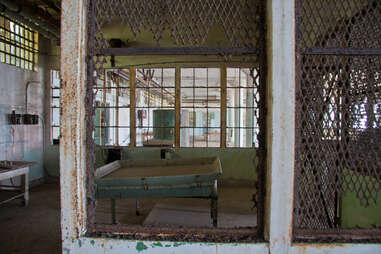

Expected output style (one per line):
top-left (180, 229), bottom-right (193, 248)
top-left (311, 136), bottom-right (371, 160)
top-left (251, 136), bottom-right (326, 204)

top-left (0, 14), bottom-right (38, 71)
top-left (51, 70), bottom-right (60, 142)
top-left (135, 68), bottom-right (175, 147)
top-left (226, 68), bottom-right (260, 148)
top-left (94, 69), bottom-right (130, 146)
top-left (93, 67), bottom-right (262, 149)
top-left (180, 68), bottom-right (221, 147)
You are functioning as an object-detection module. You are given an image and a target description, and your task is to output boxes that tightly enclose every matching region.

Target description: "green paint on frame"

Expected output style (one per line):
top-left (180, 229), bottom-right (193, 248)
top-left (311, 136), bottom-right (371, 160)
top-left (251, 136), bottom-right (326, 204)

top-left (136, 242), bottom-right (148, 252)
top-left (173, 242), bottom-right (186, 247)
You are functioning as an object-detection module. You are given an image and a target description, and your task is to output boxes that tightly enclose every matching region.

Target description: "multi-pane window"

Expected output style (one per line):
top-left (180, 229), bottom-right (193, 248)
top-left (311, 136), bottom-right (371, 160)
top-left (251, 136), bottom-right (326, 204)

top-left (0, 14), bottom-right (38, 71)
top-left (94, 69), bottom-right (130, 146)
top-left (227, 68), bottom-right (260, 147)
top-left (180, 68), bottom-right (221, 147)
top-left (93, 67), bottom-right (261, 148)
top-left (51, 70), bottom-right (60, 143)
top-left (135, 68), bottom-right (175, 147)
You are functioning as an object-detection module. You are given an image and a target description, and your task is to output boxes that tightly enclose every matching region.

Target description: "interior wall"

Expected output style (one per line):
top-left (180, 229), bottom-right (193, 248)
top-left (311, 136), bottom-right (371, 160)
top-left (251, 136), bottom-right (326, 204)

top-left (0, 37), bottom-right (59, 184)
top-left (42, 39), bottom-right (60, 179)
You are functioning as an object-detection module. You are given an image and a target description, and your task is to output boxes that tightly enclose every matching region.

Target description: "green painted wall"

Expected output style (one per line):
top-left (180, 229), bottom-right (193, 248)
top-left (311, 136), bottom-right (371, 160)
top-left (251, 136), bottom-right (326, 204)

top-left (46, 147), bottom-right (258, 181)
top-left (341, 169), bottom-right (381, 228)
top-left (120, 147), bottom-right (257, 181)
top-left (45, 144), bottom-right (60, 177)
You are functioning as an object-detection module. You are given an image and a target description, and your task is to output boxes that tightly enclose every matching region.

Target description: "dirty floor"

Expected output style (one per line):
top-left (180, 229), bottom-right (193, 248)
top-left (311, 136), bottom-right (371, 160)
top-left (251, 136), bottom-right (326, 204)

top-left (0, 183), bottom-right (256, 254)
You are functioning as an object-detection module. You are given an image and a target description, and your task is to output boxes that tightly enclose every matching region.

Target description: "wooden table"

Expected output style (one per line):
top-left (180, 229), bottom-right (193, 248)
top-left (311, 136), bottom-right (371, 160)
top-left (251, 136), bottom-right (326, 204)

top-left (0, 161), bottom-right (36, 206)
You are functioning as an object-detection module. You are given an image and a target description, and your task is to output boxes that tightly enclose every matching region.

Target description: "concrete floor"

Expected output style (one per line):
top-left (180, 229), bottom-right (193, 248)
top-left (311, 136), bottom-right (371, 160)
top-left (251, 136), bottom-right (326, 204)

top-left (95, 185), bottom-right (257, 227)
top-left (0, 183), bottom-right (256, 254)
top-left (0, 183), bottom-right (61, 254)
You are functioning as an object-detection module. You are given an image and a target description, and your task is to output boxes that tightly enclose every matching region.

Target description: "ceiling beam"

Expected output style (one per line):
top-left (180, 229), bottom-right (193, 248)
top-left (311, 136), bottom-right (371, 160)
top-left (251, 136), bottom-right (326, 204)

top-left (0, 0), bottom-right (60, 38)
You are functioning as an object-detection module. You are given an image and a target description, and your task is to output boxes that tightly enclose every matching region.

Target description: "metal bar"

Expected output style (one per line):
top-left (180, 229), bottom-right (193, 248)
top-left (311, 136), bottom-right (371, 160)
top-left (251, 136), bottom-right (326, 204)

top-left (256, 0), bottom-right (267, 237)
top-left (175, 67), bottom-right (181, 147)
top-left (22, 170), bottom-right (28, 206)
top-left (220, 65), bottom-right (227, 148)
top-left (102, 69), bottom-right (107, 145)
top-left (115, 72), bottom-right (120, 146)
top-left (0, 193), bottom-right (25, 205)
top-left (294, 229), bottom-right (381, 241)
top-left (111, 198), bottom-right (116, 224)
top-left (305, 48), bottom-right (381, 56)
top-left (92, 223), bottom-right (257, 241)
top-left (100, 47), bottom-right (259, 56)
top-left (129, 67), bottom-right (136, 147)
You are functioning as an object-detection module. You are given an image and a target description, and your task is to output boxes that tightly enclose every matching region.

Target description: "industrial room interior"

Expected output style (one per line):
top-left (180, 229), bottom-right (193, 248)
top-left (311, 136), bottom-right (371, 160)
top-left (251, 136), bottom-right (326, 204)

top-left (0, 0), bottom-right (380, 254)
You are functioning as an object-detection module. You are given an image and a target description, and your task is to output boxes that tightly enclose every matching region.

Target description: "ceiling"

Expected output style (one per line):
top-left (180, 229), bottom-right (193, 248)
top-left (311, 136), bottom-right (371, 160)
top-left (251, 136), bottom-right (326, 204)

top-left (0, 0), bottom-right (60, 39)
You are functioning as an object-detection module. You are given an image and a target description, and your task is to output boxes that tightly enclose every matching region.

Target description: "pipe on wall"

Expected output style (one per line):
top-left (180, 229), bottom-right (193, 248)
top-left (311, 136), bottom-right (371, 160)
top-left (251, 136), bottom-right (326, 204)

top-left (25, 81), bottom-right (40, 114)
top-left (25, 81), bottom-right (51, 181)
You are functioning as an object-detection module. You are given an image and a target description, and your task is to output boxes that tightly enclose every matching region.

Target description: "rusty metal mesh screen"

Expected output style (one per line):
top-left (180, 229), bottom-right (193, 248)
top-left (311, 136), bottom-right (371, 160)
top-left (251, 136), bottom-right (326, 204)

top-left (299, 0), bottom-right (381, 49)
top-left (295, 0), bottom-right (381, 234)
top-left (87, 0), bottom-right (264, 71)
top-left (86, 0), bottom-right (267, 238)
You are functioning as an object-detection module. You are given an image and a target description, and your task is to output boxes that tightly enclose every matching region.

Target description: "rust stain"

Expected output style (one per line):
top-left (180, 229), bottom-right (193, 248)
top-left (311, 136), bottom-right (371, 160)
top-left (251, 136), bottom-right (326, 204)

top-left (294, 243), bottom-right (348, 250)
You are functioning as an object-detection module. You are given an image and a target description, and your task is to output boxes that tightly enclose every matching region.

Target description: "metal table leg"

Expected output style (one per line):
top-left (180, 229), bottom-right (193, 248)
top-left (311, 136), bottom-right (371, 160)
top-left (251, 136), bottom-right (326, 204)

top-left (111, 198), bottom-right (116, 224)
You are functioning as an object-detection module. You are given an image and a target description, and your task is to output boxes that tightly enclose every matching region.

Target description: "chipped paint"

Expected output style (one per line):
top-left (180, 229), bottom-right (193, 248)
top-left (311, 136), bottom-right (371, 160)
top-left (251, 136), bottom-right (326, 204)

top-left (266, 0), bottom-right (295, 253)
top-left (152, 242), bottom-right (163, 247)
top-left (60, 0), bottom-right (381, 253)
top-left (136, 242), bottom-right (148, 252)
top-left (173, 242), bottom-right (187, 247)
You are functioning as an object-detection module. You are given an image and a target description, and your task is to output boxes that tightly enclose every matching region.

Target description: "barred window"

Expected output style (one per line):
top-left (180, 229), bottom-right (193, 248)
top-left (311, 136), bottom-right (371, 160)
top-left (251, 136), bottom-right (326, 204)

top-left (94, 69), bottom-right (131, 146)
top-left (0, 14), bottom-right (38, 71)
top-left (93, 67), bottom-right (261, 148)
top-left (51, 70), bottom-right (60, 143)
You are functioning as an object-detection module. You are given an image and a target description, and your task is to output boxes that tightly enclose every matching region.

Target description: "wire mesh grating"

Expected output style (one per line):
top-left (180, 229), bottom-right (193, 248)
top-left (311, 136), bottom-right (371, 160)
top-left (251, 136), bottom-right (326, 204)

top-left (295, 0), bottom-right (381, 237)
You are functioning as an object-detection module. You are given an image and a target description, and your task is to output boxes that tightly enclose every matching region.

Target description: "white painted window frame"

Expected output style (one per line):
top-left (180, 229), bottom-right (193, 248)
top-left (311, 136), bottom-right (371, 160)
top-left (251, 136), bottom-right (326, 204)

top-left (59, 0), bottom-right (381, 253)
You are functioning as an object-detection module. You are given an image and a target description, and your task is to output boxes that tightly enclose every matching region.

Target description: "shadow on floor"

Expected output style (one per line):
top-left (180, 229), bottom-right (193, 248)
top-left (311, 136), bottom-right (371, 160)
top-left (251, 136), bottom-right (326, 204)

top-left (0, 183), bottom-right (61, 254)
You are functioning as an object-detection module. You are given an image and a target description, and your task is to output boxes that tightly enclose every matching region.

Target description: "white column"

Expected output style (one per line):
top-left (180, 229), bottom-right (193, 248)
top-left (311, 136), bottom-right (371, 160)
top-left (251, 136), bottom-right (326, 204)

top-left (60, 0), bottom-right (88, 246)
top-left (266, 0), bottom-right (295, 253)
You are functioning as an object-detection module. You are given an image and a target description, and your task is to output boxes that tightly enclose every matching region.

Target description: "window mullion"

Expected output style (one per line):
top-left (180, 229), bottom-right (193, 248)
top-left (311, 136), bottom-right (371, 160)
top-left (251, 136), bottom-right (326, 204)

top-left (175, 67), bottom-right (181, 148)
top-left (220, 65), bottom-right (227, 148)
top-left (130, 67), bottom-right (136, 147)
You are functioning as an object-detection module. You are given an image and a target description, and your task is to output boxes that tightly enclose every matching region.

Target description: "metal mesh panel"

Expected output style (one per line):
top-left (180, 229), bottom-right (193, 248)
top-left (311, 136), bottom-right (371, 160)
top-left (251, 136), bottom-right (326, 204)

top-left (87, 0), bottom-right (264, 71)
top-left (299, 0), bottom-right (381, 49)
top-left (86, 0), bottom-right (267, 239)
top-left (92, 0), bottom-right (262, 48)
top-left (295, 0), bottom-right (381, 238)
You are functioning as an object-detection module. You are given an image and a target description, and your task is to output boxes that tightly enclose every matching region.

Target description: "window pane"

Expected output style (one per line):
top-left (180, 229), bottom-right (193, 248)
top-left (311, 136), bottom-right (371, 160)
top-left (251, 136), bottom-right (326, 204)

top-left (51, 98), bottom-right (60, 108)
top-left (52, 127), bottom-right (60, 140)
top-left (135, 68), bottom-right (175, 147)
top-left (52, 108), bottom-right (60, 126)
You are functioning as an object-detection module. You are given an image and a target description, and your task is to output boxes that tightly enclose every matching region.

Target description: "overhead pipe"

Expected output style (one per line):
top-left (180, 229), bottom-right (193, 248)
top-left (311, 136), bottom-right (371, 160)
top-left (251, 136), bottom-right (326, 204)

top-left (0, 1), bottom-right (59, 39)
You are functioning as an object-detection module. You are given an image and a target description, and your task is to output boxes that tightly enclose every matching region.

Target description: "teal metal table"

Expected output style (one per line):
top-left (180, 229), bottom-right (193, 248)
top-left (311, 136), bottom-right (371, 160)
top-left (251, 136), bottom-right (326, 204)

top-left (95, 157), bottom-right (222, 227)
